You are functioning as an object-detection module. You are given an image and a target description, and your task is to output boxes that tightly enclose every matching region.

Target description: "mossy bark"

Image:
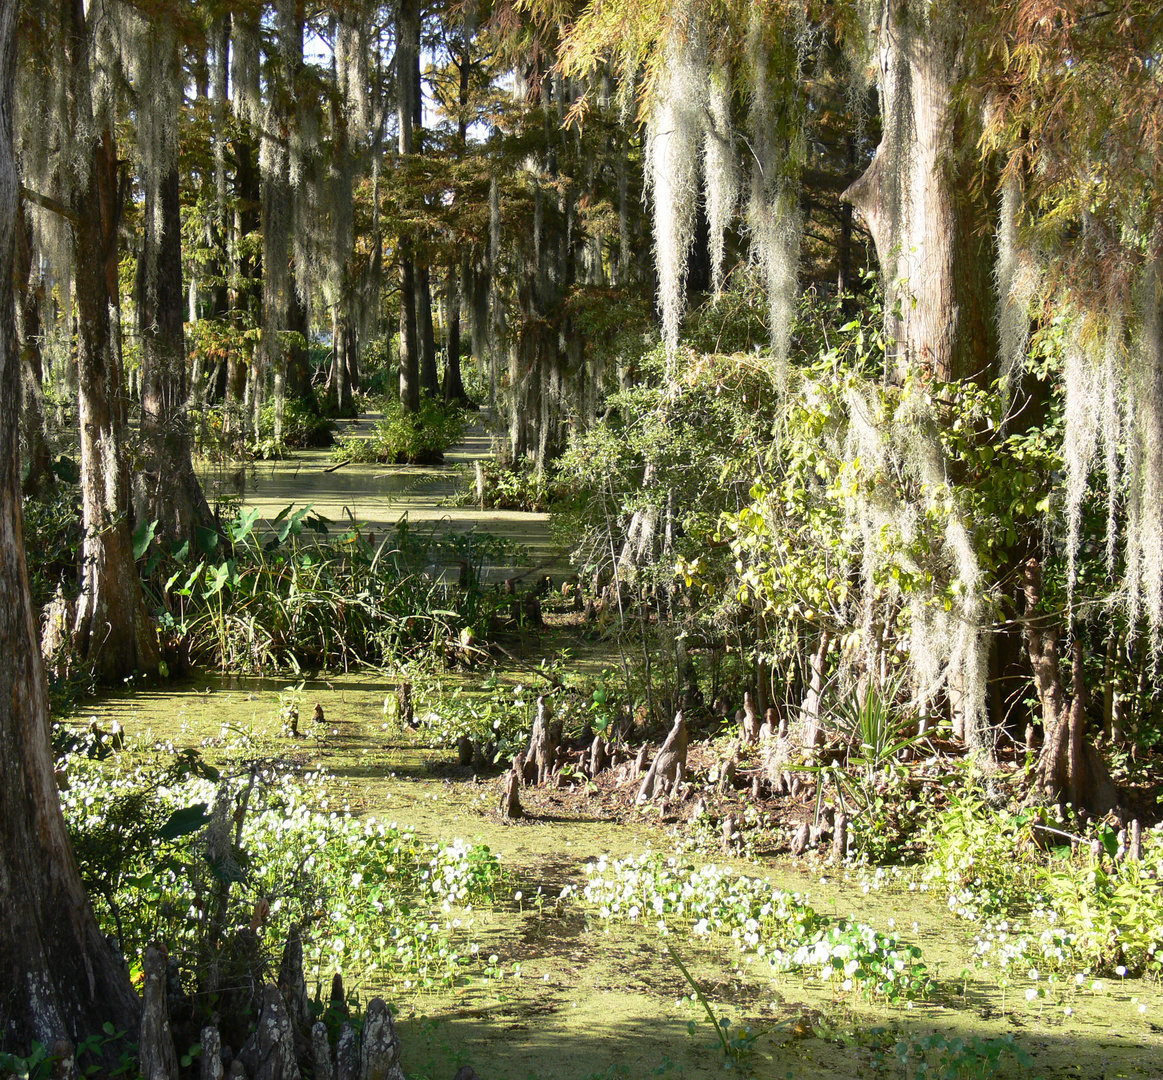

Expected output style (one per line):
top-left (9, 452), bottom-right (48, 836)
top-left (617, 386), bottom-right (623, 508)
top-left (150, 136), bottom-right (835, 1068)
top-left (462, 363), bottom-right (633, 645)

top-left (0, 9), bottom-right (142, 1051)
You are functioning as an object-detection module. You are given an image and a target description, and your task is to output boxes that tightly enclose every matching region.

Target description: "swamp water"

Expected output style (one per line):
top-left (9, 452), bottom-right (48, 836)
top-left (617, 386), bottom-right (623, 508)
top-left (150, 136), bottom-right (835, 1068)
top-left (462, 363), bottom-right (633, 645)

top-left (86, 670), bottom-right (1163, 1080)
top-left (199, 418), bottom-right (566, 583)
top-left (84, 429), bottom-right (1161, 1077)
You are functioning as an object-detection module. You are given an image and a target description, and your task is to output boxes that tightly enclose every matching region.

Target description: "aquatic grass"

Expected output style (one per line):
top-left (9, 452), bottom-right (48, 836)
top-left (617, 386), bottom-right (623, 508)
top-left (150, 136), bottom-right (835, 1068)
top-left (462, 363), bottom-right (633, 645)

top-left (150, 507), bottom-right (520, 673)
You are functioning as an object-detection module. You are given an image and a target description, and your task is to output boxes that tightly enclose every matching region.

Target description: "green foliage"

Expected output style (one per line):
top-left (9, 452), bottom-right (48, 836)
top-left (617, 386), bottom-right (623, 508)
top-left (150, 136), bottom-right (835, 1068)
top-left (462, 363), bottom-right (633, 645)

top-left (556, 337), bottom-right (780, 602)
top-left (332, 396), bottom-right (467, 465)
top-left (811, 674), bottom-right (934, 860)
top-left (61, 756), bottom-right (505, 999)
top-left (254, 397), bottom-right (336, 455)
top-left (1037, 831), bottom-right (1163, 977)
top-left (467, 459), bottom-right (569, 512)
top-left (879, 1030), bottom-right (1033, 1080)
top-left (420, 680), bottom-right (536, 767)
top-left (21, 482), bottom-right (81, 611)
top-left (0, 1025), bottom-right (134, 1080)
top-left (146, 504), bottom-right (519, 672)
top-left (923, 785), bottom-right (1163, 977)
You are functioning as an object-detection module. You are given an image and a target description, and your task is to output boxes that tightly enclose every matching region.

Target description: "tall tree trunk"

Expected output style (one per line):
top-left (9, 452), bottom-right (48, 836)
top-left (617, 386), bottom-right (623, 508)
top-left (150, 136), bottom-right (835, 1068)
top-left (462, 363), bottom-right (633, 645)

top-left (443, 25), bottom-right (472, 408)
top-left (63, 0), bottom-right (159, 682)
top-left (0, 0), bottom-right (142, 1057)
top-left (287, 282), bottom-right (310, 400)
top-left (137, 160), bottom-right (213, 550)
top-left (843, 0), bottom-right (995, 383)
top-left (396, 0), bottom-right (420, 412)
top-left (1023, 558), bottom-right (1117, 814)
top-left (228, 133), bottom-right (260, 438)
top-left (399, 256), bottom-right (420, 412)
top-left (443, 258), bottom-right (468, 403)
top-left (15, 198), bottom-right (54, 497)
top-left (333, 306), bottom-right (353, 416)
top-left (417, 259), bottom-right (438, 397)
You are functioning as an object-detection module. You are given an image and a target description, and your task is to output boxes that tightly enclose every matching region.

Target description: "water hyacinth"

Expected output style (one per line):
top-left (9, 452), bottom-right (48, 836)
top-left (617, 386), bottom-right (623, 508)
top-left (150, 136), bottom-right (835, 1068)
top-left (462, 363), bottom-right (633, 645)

top-left (580, 852), bottom-right (929, 1002)
top-left (61, 760), bottom-right (503, 993)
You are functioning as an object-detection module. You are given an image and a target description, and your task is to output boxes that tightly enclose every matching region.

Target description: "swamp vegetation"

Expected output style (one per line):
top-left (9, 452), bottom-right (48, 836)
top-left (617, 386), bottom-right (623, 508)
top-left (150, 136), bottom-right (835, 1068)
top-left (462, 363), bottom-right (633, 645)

top-left (4, 1), bottom-right (1163, 1079)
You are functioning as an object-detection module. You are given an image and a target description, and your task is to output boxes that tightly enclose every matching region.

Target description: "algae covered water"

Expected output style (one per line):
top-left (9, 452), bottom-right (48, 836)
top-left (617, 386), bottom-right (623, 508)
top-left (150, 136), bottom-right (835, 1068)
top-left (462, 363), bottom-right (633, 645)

top-left (81, 668), bottom-right (1163, 1080)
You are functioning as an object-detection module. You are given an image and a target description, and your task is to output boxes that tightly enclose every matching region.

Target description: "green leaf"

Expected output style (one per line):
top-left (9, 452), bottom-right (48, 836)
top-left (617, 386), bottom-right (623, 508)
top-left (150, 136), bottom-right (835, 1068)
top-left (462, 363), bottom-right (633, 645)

top-left (132, 519), bottom-right (158, 561)
top-left (277, 504), bottom-right (315, 543)
top-left (158, 803), bottom-right (210, 841)
top-left (195, 525), bottom-right (220, 556)
top-left (206, 855), bottom-right (247, 884)
top-left (52, 455), bottom-right (80, 483)
top-left (231, 506), bottom-right (262, 543)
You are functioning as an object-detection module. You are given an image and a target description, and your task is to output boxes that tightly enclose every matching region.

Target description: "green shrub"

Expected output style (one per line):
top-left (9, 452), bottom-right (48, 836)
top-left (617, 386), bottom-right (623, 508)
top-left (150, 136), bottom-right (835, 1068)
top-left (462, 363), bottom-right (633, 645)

top-left (22, 483), bottom-right (81, 610)
top-left (922, 787), bottom-right (1163, 977)
top-left (332, 396), bottom-right (466, 465)
top-left (463, 459), bottom-right (569, 512)
top-left (254, 396), bottom-right (336, 454)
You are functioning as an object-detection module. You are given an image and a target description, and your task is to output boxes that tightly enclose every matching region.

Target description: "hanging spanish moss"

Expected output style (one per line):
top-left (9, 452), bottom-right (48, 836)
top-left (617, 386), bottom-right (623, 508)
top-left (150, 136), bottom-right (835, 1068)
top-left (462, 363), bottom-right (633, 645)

top-left (744, 11), bottom-right (804, 372)
top-left (15, 0), bottom-right (86, 330)
top-left (230, 11), bottom-right (263, 129)
top-left (645, 19), bottom-right (705, 362)
top-left (1126, 245), bottom-right (1163, 647)
top-left (123, 11), bottom-right (182, 305)
top-left (840, 380), bottom-right (991, 748)
top-left (1101, 316), bottom-right (1124, 572)
top-left (1062, 328), bottom-right (1099, 606)
top-left (995, 176), bottom-right (1040, 402)
top-left (703, 66), bottom-right (738, 300)
top-left (1061, 315), bottom-right (1126, 607)
top-left (748, 187), bottom-right (802, 381)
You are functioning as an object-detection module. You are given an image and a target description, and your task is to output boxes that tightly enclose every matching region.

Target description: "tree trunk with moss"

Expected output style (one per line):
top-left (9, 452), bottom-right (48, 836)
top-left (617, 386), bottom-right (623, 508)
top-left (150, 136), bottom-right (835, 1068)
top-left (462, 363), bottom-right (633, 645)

top-left (396, 0), bottom-right (420, 413)
top-left (14, 198), bottom-right (53, 498)
top-left (137, 158), bottom-right (213, 551)
top-left (0, 6), bottom-right (142, 1053)
top-left (1023, 558), bottom-right (1117, 814)
top-left (62, 0), bottom-right (159, 682)
top-left (843, 0), bottom-right (995, 384)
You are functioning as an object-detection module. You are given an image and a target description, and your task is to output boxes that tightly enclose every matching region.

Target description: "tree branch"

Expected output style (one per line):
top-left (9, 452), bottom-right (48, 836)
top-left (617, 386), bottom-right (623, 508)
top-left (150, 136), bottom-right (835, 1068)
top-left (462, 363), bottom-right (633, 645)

top-left (20, 186), bottom-right (82, 227)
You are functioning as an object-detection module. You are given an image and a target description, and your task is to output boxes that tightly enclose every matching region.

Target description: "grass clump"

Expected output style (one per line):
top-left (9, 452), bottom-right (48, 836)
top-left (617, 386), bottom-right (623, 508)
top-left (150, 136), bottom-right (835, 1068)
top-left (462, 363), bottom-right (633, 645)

top-left (149, 506), bottom-right (519, 672)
